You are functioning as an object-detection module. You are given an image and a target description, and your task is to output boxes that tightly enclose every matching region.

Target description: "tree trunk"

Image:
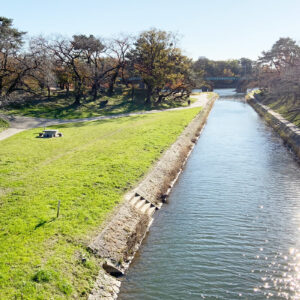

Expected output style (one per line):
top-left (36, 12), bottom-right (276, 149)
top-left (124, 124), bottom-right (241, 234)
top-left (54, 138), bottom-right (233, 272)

top-left (6, 76), bottom-right (21, 96)
top-left (156, 94), bottom-right (163, 104)
top-left (131, 85), bottom-right (135, 101)
top-left (66, 83), bottom-right (70, 97)
top-left (92, 83), bottom-right (98, 101)
top-left (121, 69), bottom-right (129, 88)
top-left (73, 82), bottom-right (82, 106)
top-left (0, 77), bottom-right (3, 96)
top-left (107, 67), bottom-right (120, 96)
top-left (73, 93), bottom-right (81, 106)
top-left (47, 86), bottom-right (51, 98)
top-left (93, 88), bottom-right (97, 101)
top-left (146, 85), bottom-right (152, 105)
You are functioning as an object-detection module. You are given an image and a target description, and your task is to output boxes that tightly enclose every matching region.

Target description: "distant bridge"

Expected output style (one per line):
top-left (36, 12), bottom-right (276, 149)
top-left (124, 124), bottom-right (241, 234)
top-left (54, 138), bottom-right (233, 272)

top-left (205, 76), bottom-right (250, 81)
top-left (204, 76), bottom-right (250, 92)
top-left (205, 77), bottom-right (239, 81)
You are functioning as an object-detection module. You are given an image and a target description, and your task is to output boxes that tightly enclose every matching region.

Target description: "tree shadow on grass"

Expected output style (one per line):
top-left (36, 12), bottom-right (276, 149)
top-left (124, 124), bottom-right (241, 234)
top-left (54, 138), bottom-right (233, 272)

top-left (7, 88), bottom-right (188, 120)
top-left (45, 114), bottom-right (150, 130)
top-left (101, 100), bottom-right (152, 116)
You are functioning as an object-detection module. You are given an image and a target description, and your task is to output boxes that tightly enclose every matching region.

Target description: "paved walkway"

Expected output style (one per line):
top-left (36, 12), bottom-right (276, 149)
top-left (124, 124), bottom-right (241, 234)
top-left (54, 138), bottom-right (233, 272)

top-left (0, 93), bottom-right (210, 141)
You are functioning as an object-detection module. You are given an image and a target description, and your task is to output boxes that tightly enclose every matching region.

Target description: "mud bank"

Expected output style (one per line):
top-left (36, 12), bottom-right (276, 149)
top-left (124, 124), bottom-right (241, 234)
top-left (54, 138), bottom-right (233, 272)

top-left (248, 96), bottom-right (300, 160)
top-left (88, 95), bottom-right (218, 299)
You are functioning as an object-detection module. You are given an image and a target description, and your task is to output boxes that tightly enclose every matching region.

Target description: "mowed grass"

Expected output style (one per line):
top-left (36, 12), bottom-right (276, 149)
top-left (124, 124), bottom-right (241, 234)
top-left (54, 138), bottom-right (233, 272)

top-left (0, 107), bottom-right (201, 299)
top-left (2, 88), bottom-right (193, 120)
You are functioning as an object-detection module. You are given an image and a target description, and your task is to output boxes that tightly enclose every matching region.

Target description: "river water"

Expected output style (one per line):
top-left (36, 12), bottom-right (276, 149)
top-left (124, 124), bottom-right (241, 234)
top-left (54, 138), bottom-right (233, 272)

top-left (119, 89), bottom-right (300, 300)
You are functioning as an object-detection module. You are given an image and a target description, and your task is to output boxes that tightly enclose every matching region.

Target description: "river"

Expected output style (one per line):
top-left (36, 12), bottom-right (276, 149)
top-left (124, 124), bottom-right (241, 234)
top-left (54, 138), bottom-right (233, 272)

top-left (118, 89), bottom-right (300, 300)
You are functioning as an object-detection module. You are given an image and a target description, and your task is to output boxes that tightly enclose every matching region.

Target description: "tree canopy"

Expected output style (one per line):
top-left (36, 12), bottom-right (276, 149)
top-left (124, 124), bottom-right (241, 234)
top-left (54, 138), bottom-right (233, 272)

top-left (129, 29), bottom-right (194, 104)
top-left (1, 16), bottom-right (299, 110)
top-left (257, 37), bottom-right (300, 98)
top-left (0, 20), bottom-right (200, 107)
top-left (0, 17), bottom-right (27, 97)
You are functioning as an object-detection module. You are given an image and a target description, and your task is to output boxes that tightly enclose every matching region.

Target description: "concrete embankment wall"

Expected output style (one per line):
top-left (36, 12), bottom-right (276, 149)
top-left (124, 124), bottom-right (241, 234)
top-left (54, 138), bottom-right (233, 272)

top-left (248, 96), bottom-right (300, 160)
top-left (88, 95), bottom-right (218, 300)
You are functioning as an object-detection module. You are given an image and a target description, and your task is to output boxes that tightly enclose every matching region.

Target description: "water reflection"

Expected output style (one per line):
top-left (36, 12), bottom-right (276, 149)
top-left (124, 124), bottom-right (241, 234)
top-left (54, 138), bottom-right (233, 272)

top-left (119, 89), bottom-right (300, 300)
top-left (252, 248), bottom-right (300, 299)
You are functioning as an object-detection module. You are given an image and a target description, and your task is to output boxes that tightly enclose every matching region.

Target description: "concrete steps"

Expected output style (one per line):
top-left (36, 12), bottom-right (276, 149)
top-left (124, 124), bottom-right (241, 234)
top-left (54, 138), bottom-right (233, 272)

top-left (140, 202), bottom-right (151, 214)
top-left (147, 205), bottom-right (156, 217)
top-left (135, 199), bottom-right (147, 210)
top-left (129, 193), bottom-right (159, 216)
top-left (129, 195), bottom-right (141, 206)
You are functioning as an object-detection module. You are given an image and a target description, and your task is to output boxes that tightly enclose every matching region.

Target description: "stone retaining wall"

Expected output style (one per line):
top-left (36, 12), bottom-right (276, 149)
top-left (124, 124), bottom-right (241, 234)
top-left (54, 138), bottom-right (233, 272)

top-left (88, 95), bottom-right (218, 299)
top-left (248, 96), bottom-right (300, 160)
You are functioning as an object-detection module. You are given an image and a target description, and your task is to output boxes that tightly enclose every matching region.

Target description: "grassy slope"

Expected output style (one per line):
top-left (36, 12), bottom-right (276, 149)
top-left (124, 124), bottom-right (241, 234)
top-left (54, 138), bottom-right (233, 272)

top-left (1, 89), bottom-right (194, 120)
top-left (0, 107), bottom-right (201, 299)
top-left (204, 92), bottom-right (218, 100)
top-left (0, 118), bottom-right (9, 132)
top-left (266, 97), bottom-right (300, 127)
top-left (249, 90), bottom-right (300, 127)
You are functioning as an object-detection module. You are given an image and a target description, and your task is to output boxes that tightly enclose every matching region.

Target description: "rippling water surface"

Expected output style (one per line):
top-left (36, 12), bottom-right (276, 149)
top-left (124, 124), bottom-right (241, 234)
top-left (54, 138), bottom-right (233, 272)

top-left (119, 89), bottom-right (300, 300)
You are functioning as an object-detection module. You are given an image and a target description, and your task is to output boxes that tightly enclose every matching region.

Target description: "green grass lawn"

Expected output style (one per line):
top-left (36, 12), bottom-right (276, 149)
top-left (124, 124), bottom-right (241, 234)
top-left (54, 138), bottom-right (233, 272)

top-left (0, 107), bottom-right (201, 299)
top-left (1, 88), bottom-right (194, 120)
top-left (0, 118), bottom-right (9, 132)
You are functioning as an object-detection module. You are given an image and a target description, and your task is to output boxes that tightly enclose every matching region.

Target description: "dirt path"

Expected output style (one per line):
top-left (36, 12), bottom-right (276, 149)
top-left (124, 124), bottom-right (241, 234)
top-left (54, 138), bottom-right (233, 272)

top-left (0, 93), bottom-right (210, 141)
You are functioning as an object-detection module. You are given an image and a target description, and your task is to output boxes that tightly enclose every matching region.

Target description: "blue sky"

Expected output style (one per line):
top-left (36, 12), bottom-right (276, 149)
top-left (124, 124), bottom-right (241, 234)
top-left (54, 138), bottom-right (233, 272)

top-left (2, 0), bottom-right (300, 60)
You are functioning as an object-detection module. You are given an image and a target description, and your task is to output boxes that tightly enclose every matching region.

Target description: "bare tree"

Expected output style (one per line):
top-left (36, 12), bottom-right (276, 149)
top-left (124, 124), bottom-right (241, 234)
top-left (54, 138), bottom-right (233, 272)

top-left (48, 36), bottom-right (90, 105)
top-left (28, 36), bottom-right (56, 97)
top-left (106, 35), bottom-right (132, 96)
top-left (71, 34), bottom-right (118, 101)
top-left (72, 35), bottom-right (107, 100)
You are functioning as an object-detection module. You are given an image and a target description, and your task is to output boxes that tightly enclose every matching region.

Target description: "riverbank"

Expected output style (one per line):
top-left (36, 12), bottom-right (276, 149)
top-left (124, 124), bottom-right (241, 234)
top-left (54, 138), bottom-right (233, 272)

top-left (88, 94), bottom-right (218, 299)
top-left (249, 92), bottom-right (300, 128)
top-left (118, 90), bottom-right (300, 300)
top-left (0, 105), bottom-right (211, 299)
top-left (248, 95), bottom-right (300, 160)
